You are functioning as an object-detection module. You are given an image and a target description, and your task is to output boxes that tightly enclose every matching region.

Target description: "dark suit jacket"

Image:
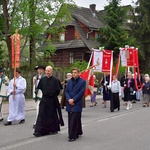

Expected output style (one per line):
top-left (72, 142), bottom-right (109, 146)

top-left (65, 77), bottom-right (86, 112)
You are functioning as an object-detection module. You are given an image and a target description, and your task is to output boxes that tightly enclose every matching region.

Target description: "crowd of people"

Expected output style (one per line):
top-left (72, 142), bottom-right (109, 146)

top-left (0, 66), bottom-right (86, 142)
top-left (0, 66), bottom-right (149, 142)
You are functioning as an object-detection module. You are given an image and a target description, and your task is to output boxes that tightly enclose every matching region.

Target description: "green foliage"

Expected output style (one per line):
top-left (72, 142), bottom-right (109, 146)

top-left (70, 60), bottom-right (88, 72)
top-left (98, 0), bottom-right (135, 57)
top-left (0, 40), bottom-right (9, 67)
top-left (2, 0), bottom-right (74, 70)
top-left (132, 0), bottom-right (150, 72)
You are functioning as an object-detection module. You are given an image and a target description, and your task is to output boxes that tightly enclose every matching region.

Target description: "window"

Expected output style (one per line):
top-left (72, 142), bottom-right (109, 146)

top-left (70, 52), bottom-right (74, 64)
top-left (60, 33), bottom-right (65, 41)
top-left (95, 33), bottom-right (100, 39)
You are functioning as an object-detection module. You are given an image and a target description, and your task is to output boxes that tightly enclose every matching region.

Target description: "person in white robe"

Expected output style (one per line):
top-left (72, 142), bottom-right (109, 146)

top-left (0, 67), bottom-right (9, 122)
top-left (4, 69), bottom-right (26, 126)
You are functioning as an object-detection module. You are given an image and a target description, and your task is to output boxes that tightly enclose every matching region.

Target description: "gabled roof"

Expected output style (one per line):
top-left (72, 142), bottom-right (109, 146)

top-left (54, 39), bottom-right (86, 50)
top-left (70, 5), bottom-right (105, 29)
top-left (52, 17), bottom-right (100, 51)
top-left (51, 4), bottom-right (102, 51)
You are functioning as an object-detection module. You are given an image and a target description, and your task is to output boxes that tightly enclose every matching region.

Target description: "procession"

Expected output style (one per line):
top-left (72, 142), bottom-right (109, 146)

top-left (0, 29), bottom-right (149, 144)
top-left (1, 0), bottom-right (150, 149)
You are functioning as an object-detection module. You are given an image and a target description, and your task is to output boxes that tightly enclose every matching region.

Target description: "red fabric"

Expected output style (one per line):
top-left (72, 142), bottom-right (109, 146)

top-left (11, 34), bottom-right (21, 68)
top-left (126, 48), bottom-right (133, 66)
top-left (80, 70), bottom-right (90, 80)
top-left (102, 50), bottom-right (112, 72)
top-left (133, 49), bottom-right (138, 67)
top-left (80, 69), bottom-right (94, 97)
top-left (115, 52), bottom-right (120, 76)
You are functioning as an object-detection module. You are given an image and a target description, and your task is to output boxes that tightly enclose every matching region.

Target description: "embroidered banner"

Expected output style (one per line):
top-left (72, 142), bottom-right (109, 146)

top-left (11, 30), bottom-right (22, 68)
top-left (92, 49), bottom-right (113, 72)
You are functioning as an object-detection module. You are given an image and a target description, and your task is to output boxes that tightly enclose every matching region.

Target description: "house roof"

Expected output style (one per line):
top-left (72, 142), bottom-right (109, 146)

top-left (51, 4), bottom-right (102, 51)
top-left (52, 17), bottom-right (100, 51)
top-left (70, 5), bottom-right (105, 29)
top-left (54, 39), bottom-right (86, 49)
top-left (41, 4), bottom-right (133, 52)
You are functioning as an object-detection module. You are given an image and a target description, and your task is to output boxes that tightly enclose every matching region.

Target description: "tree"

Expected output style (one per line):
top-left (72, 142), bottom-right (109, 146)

top-left (98, 0), bottom-right (135, 57)
top-left (1, 0), bottom-right (74, 70)
top-left (132, 0), bottom-right (150, 73)
top-left (0, 13), bottom-right (6, 64)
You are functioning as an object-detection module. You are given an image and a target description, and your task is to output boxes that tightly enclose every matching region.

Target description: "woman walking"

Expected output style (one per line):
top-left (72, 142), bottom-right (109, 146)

top-left (110, 75), bottom-right (121, 112)
top-left (142, 74), bottom-right (150, 107)
top-left (90, 75), bottom-right (98, 107)
top-left (101, 72), bottom-right (111, 108)
top-left (124, 72), bottom-right (135, 110)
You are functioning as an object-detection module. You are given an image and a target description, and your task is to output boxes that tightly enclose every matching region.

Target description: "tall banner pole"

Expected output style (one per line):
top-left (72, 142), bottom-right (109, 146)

top-left (87, 51), bottom-right (93, 69)
top-left (109, 51), bottom-right (113, 87)
top-left (13, 34), bottom-right (17, 100)
top-left (10, 29), bottom-right (22, 99)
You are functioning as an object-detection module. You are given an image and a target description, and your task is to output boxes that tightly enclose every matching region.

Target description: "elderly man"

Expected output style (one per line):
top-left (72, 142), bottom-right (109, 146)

top-left (66, 68), bottom-right (86, 142)
top-left (4, 69), bottom-right (26, 125)
top-left (33, 66), bottom-right (64, 137)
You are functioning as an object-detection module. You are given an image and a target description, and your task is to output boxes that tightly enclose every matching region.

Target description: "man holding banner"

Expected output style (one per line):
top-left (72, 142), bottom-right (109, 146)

top-left (4, 69), bottom-right (27, 125)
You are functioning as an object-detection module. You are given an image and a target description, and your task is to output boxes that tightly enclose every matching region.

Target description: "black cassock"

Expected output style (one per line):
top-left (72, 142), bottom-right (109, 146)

top-left (34, 76), bottom-right (64, 136)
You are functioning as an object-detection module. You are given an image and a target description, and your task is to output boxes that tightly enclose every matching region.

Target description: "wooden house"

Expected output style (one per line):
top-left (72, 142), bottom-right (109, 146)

top-left (45, 4), bottom-right (133, 68)
top-left (47, 4), bottom-right (104, 68)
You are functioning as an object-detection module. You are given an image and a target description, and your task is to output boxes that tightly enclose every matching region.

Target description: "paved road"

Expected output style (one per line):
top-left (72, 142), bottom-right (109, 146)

top-left (0, 98), bottom-right (150, 150)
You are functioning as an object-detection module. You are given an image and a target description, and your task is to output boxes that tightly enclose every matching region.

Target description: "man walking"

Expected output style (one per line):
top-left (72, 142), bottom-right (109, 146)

top-left (0, 67), bottom-right (9, 122)
top-left (66, 68), bottom-right (86, 142)
top-left (33, 66), bottom-right (64, 137)
top-left (4, 69), bottom-right (26, 125)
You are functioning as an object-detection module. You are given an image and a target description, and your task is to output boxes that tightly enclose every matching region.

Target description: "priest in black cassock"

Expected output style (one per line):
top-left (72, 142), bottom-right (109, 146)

top-left (33, 66), bottom-right (64, 137)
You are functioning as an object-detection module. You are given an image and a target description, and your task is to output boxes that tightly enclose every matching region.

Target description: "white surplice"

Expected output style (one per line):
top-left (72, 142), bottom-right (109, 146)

top-left (7, 76), bottom-right (26, 122)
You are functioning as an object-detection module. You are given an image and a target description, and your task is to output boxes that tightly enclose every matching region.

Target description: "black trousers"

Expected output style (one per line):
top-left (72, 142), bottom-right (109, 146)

top-left (68, 112), bottom-right (83, 139)
top-left (110, 93), bottom-right (120, 111)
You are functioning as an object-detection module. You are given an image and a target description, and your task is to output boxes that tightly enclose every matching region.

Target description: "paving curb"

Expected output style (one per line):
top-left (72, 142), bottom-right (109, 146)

top-left (2, 95), bottom-right (103, 114)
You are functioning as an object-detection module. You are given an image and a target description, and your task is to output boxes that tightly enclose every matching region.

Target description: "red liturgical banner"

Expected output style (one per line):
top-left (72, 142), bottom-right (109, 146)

top-left (11, 31), bottom-right (22, 68)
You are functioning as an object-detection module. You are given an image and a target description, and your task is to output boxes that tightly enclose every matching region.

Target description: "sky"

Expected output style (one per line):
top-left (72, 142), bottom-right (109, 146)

top-left (73, 0), bottom-right (136, 10)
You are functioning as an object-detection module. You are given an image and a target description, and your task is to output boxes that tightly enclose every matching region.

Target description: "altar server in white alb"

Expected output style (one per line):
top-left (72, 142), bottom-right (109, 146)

top-left (4, 69), bottom-right (27, 126)
top-left (33, 65), bottom-right (45, 128)
top-left (0, 67), bottom-right (9, 122)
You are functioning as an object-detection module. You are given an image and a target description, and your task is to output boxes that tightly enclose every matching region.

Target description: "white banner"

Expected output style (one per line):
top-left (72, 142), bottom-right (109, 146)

top-left (92, 50), bottom-right (103, 72)
top-left (120, 49), bottom-right (127, 67)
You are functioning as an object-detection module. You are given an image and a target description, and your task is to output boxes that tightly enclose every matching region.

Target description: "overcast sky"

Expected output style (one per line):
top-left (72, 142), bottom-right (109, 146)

top-left (73, 0), bottom-right (136, 10)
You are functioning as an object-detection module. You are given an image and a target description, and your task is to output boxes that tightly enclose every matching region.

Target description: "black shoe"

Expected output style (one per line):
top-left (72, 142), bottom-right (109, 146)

top-left (4, 122), bottom-right (12, 126)
top-left (33, 124), bottom-right (36, 129)
top-left (110, 110), bottom-right (114, 112)
top-left (118, 107), bottom-right (120, 111)
top-left (33, 132), bottom-right (42, 137)
top-left (50, 131), bottom-right (58, 135)
top-left (68, 138), bottom-right (76, 142)
top-left (0, 118), bottom-right (4, 122)
top-left (19, 119), bottom-right (25, 124)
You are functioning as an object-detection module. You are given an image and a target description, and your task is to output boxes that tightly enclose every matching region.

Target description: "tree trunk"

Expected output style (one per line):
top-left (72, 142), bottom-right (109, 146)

top-left (2, 0), bottom-right (12, 72)
top-left (29, 0), bottom-right (36, 70)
